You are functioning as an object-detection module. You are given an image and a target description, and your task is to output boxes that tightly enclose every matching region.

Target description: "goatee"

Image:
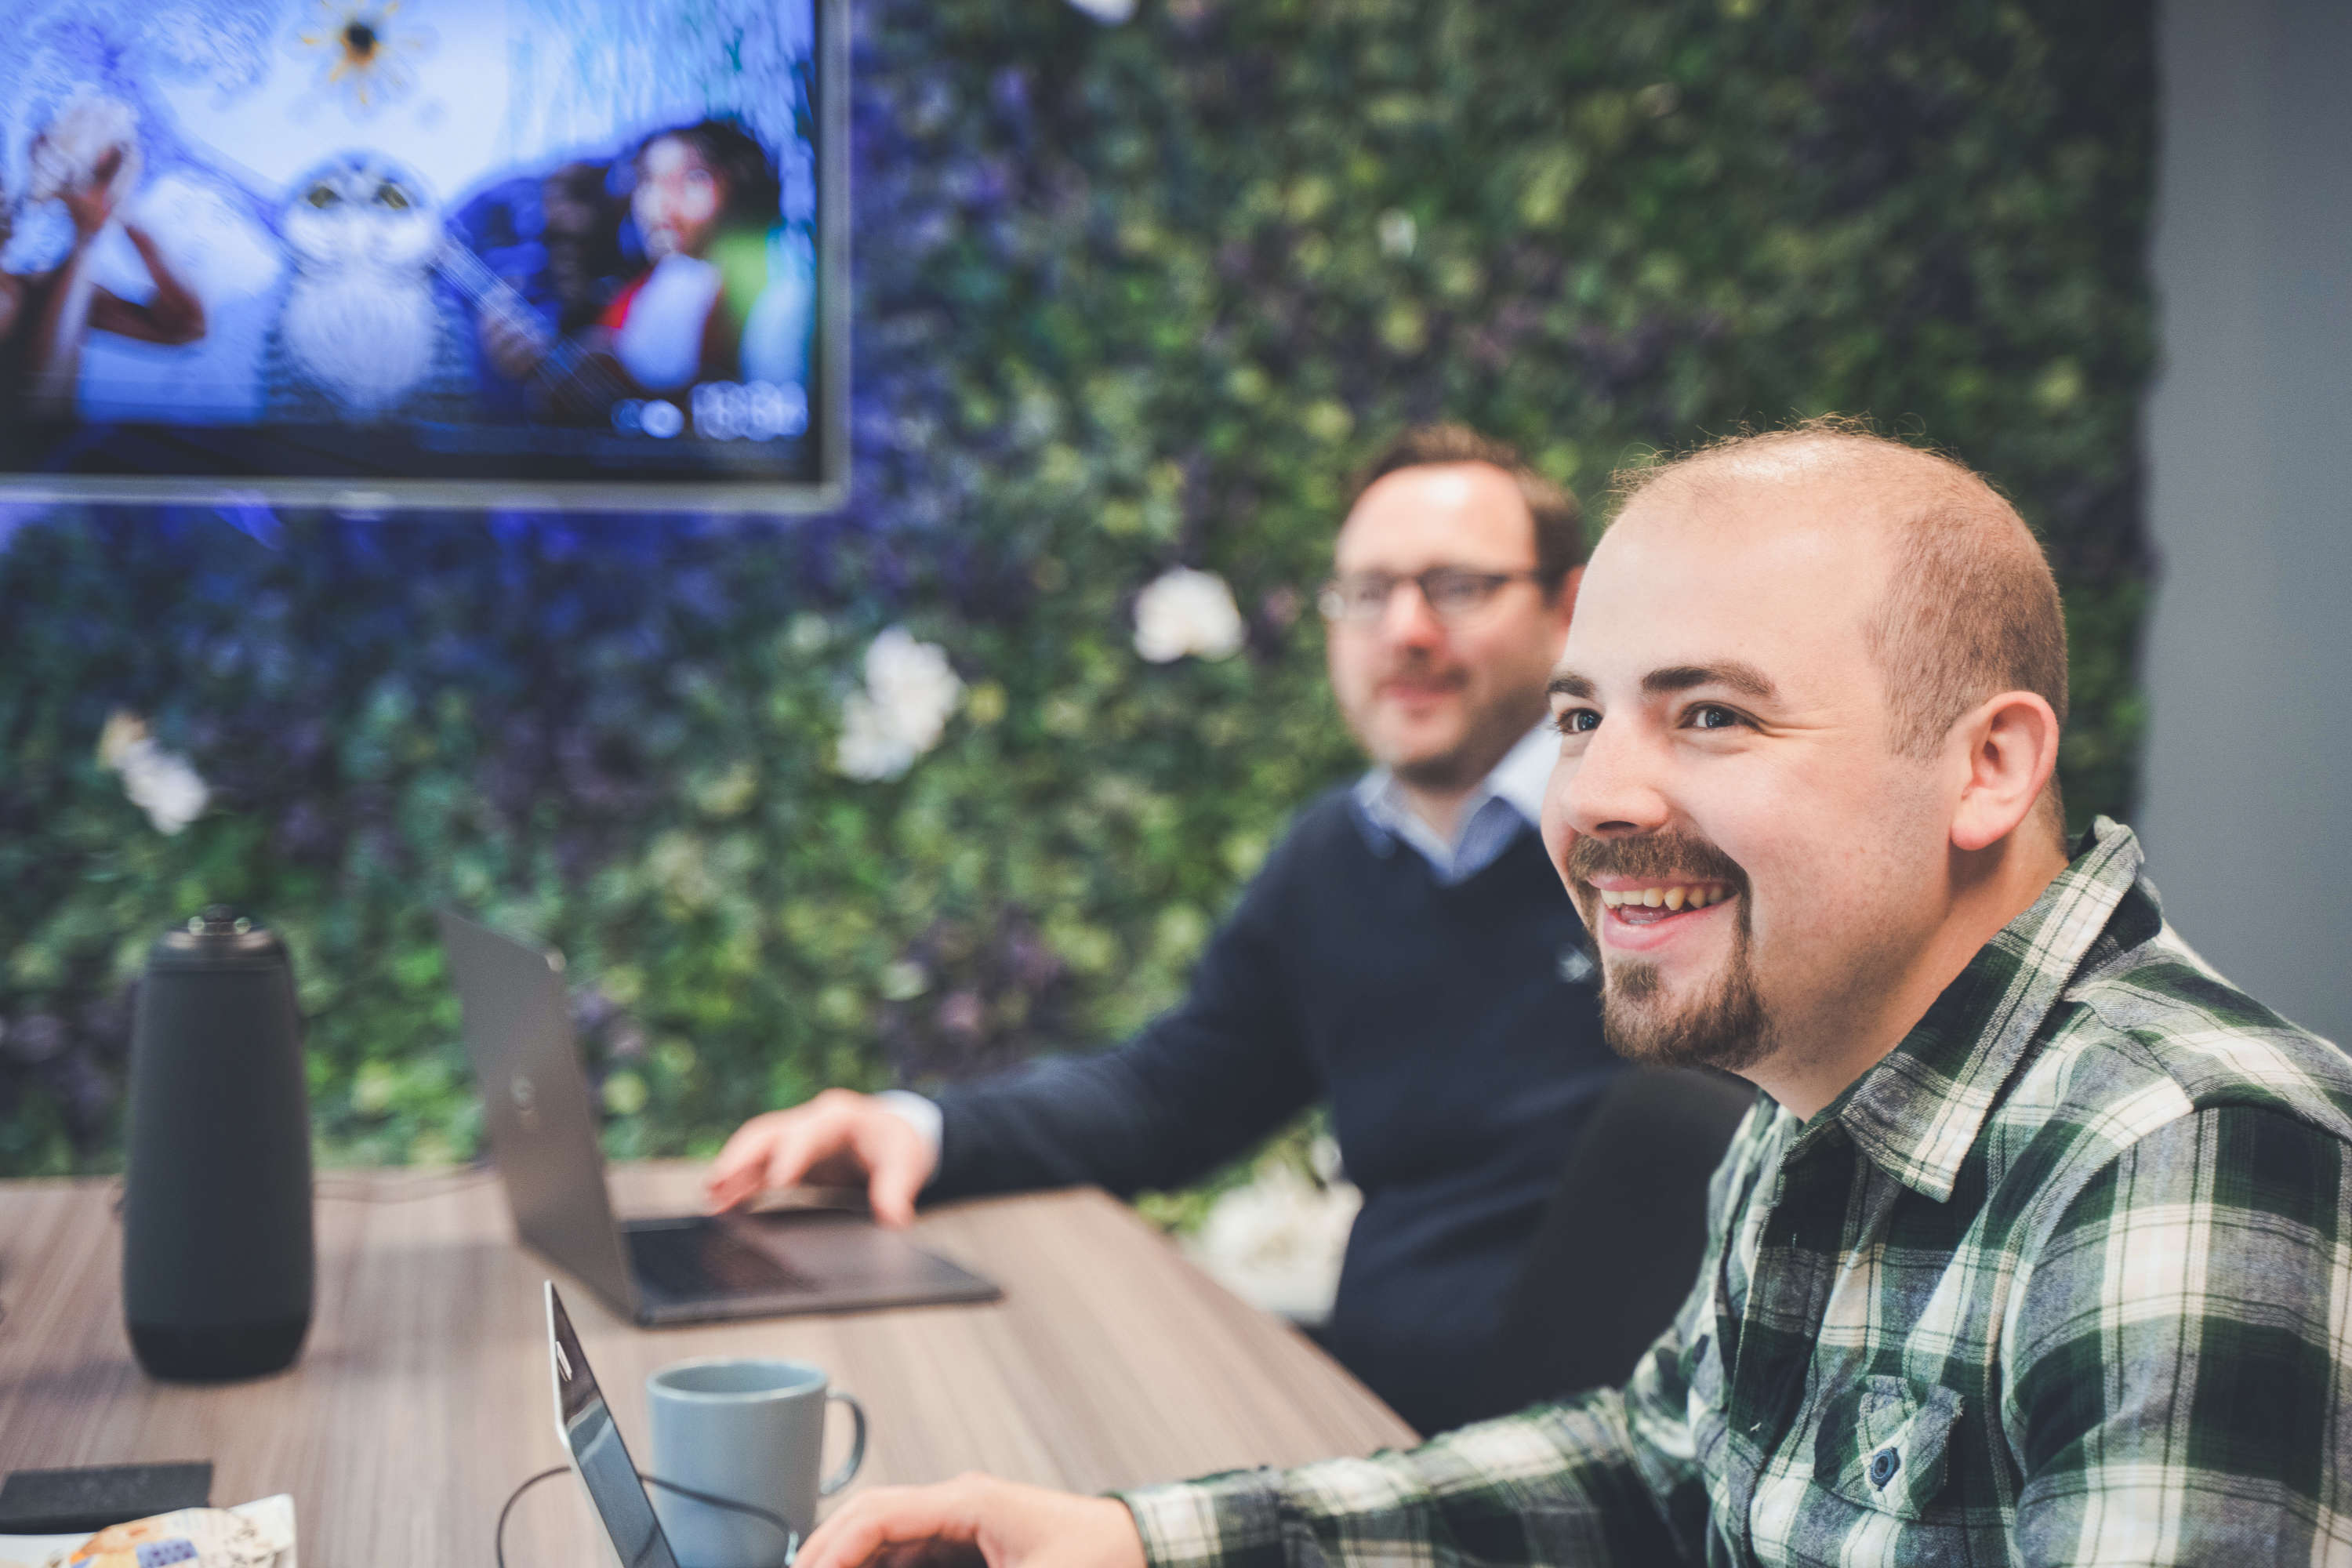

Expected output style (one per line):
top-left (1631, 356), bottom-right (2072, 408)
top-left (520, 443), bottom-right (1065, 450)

top-left (1564, 831), bottom-right (1775, 1075)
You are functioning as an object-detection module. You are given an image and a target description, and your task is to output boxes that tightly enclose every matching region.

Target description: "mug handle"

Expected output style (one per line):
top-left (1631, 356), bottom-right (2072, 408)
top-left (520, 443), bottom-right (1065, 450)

top-left (820, 1391), bottom-right (868, 1497)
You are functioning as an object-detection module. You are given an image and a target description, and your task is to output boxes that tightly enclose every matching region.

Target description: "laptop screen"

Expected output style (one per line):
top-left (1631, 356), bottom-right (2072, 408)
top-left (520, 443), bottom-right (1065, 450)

top-left (546, 1282), bottom-right (680, 1568)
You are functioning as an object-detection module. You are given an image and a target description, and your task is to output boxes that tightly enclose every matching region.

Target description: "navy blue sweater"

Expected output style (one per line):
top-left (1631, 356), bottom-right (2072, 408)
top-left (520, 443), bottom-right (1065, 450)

top-left (924, 787), bottom-right (1624, 1433)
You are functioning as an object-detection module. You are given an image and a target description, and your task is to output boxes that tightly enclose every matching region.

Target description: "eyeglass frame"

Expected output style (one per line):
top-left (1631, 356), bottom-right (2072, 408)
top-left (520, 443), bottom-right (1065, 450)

top-left (1315, 566), bottom-right (1550, 626)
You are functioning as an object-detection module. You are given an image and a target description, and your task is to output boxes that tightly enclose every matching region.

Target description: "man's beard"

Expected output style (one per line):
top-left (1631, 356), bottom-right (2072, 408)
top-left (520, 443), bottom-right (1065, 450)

top-left (1565, 831), bottom-right (1775, 1076)
top-left (1374, 657), bottom-right (1542, 794)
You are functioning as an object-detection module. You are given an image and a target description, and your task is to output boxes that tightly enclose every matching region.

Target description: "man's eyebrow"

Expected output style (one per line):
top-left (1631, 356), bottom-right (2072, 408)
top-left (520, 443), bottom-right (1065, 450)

top-left (1547, 671), bottom-right (1596, 701)
top-left (1641, 662), bottom-right (1778, 701)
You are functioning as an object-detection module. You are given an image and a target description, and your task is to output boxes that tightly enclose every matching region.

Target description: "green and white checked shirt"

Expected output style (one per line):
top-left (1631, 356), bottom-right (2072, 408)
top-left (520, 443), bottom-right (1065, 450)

top-left (1121, 819), bottom-right (2352, 1566)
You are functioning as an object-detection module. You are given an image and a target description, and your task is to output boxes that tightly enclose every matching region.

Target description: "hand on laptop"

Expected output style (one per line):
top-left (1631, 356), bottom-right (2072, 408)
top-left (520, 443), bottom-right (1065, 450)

top-left (703, 1089), bottom-right (938, 1225)
top-left (794, 1475), bottom-right (1145, 1568)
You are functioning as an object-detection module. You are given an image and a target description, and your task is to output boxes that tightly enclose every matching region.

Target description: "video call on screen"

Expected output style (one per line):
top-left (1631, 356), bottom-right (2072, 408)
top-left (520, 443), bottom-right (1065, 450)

top-left (0, 0), bottom-right (827, 489)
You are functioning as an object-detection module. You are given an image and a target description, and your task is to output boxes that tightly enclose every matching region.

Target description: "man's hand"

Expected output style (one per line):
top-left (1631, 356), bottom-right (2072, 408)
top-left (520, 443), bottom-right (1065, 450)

top-left (702, 1088), bottom-right (938, 1226)
top-left (794, 1475), bottom-right (1145, 1568)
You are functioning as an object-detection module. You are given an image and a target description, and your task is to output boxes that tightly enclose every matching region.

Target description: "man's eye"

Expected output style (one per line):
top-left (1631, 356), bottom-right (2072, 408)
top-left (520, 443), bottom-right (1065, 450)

top-left (1688, 704), bottom-right (1741, 730)
top-left (1553, 708), bottom-right (1599, 735)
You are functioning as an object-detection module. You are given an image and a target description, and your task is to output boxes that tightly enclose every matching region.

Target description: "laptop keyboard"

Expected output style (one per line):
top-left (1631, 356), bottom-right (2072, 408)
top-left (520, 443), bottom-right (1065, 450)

top-left (626, 1220), bottom-right (815, 1301)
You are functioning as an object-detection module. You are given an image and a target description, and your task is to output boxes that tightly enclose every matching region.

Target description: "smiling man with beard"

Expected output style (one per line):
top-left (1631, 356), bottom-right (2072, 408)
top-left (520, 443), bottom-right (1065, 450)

top-left (789, 419), bottom-right (2352, 1568)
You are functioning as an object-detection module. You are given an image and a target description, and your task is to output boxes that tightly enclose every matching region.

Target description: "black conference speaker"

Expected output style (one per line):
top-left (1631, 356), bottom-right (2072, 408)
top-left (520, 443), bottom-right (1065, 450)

top-left (122, 907), bottom-right (314, 1381)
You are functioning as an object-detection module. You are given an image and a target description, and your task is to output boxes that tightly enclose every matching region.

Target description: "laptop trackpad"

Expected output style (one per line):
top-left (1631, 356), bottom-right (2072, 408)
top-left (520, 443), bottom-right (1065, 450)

top-left (729, 1209), bottom-right (988, 1295)
top-left (625, 1216), bottom-right (816, 1302)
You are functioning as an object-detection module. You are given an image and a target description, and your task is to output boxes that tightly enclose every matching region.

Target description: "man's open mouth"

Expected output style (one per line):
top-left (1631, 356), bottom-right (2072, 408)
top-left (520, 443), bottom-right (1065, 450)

top-left (1595, 883), bottom-right (1736, 926)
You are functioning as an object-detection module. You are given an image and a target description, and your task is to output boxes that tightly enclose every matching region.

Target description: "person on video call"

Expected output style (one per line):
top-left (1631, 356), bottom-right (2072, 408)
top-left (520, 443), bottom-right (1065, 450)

top-left (478, 118), bottom-right (803, 420)
top-left (0, 96), bottom-right (205, 414)
top-left (707, 426), bottom-right (1630, 1434)
top-left (787, 419), bottom-right (2352, 1568)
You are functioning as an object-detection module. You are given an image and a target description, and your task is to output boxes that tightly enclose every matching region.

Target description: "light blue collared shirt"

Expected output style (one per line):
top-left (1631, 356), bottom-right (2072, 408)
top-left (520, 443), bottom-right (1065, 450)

top-left (1351, 721), bottom-right (1557, 887)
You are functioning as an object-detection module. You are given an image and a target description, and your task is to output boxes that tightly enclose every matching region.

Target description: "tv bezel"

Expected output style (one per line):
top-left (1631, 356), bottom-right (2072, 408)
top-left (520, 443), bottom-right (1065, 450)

top-left (0, 0), bottom-right (850, 516)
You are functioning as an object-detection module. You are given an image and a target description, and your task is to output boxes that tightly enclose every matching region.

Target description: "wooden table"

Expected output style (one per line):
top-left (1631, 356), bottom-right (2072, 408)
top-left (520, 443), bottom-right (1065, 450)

top-left (0, 1164), bottom-right (1416, 1566)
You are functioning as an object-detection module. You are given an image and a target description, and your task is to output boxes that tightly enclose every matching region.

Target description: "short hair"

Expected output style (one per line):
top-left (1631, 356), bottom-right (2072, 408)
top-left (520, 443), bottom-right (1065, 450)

top-left (1613, 416), bottom-right (2070, 774)
top-left (1352, 424), bottom-right (1585, 590)
top-left (635, 118), bottom-right (782, 232)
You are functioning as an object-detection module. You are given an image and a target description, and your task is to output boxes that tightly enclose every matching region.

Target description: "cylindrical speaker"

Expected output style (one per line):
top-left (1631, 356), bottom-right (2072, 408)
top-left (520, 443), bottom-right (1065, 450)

top-left (123, 906), bottom-right (314, 1381)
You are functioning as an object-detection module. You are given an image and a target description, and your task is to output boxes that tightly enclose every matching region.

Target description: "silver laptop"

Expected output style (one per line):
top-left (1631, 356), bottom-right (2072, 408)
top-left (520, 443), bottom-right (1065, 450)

top-left (441, 909), bottom-right (1000, 1325)
top-left (547, 1280), bottom-right (687, 1568)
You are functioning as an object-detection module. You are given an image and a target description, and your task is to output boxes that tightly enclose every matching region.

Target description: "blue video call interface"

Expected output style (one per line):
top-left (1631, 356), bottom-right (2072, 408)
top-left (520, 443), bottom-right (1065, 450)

top-left (0, 0), bottom-right (822, 485)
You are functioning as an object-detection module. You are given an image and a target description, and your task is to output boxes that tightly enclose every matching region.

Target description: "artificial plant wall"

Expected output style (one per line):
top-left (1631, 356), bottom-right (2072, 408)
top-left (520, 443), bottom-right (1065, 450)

top-left (0, 0), bottom-right (2154, 1174)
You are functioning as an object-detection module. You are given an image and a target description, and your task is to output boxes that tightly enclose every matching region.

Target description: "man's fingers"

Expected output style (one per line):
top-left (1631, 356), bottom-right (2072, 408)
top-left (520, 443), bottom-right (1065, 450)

top-left (702, 1094), bottom-right (902, 1215)
top-left (760, 1118), bottom-right (830, 1193)
top-left (797, 1485), bottom-right (983, 1568)
top-left (854, 1116), bottom-right (928, 1227)
top-left (703, 1120), bottom-right (785, 1209)
top-left (868, 1152), bottom-right (922, 1229)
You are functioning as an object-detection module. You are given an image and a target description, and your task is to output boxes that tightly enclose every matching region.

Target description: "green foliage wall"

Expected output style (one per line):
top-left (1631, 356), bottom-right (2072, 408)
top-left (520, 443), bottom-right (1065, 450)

top-left (0, 0), bottom-right (2154, 1175)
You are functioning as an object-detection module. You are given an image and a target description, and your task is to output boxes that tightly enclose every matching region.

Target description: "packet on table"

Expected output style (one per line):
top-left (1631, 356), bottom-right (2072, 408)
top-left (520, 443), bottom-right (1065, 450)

top-left (0, 1495), bottom-right (294, 1568)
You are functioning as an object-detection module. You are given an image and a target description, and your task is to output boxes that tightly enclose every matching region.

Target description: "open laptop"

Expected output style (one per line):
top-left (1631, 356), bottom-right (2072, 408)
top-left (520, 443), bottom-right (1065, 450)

top-left (441, 909), bottom-right (1000, 1325)
top-left (547, 1280), bottom-right (688, 1568)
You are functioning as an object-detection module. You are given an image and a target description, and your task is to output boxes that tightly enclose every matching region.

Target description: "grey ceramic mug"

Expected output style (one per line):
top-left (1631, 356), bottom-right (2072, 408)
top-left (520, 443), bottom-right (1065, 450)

top-left (646, 1357), bottom-right (868, 1568)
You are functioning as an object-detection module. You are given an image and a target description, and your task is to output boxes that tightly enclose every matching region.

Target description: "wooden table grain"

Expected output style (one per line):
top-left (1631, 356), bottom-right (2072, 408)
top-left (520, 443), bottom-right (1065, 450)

top-left (0, 1164), bottom-right (1415, 1566)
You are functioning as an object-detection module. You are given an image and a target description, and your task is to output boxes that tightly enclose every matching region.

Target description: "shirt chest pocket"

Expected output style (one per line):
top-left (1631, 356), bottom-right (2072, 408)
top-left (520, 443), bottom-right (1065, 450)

top-left (1816, 1376), bottom-right (1962, 1520)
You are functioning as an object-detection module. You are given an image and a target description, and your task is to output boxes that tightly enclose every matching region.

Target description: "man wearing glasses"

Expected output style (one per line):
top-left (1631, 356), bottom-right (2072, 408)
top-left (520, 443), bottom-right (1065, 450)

top-left (706, 425), bottom-right (1622, 1432)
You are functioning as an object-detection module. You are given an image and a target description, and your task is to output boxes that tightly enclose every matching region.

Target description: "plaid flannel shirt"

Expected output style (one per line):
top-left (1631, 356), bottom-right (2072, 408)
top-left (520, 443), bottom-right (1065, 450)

top-left (1121, 818), bottom-right (2352, 1566)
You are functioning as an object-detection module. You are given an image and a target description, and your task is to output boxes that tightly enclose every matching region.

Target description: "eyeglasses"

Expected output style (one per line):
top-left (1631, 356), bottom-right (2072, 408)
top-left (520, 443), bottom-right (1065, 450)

top-left (1316, 568), bottom-right (1544, 625)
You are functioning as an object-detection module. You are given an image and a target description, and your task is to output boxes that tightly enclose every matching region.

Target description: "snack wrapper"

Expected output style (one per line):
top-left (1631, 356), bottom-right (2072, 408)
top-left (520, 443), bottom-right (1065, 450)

top-left (0, 1496), bottom-right (293, 1568)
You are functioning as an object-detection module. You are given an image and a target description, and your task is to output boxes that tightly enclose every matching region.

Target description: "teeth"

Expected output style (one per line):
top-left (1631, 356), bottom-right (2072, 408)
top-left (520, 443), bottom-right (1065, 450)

top-left (1595, 884), bottom-right (1736, 910)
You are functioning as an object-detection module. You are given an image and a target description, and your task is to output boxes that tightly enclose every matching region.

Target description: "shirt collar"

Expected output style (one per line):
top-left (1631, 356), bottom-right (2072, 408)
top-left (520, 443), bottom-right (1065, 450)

top-left (1819, 815), bottom-right (2151, 1202)
top-left (1484, 720), bottom-right (1559, 825)
top-left (1352, 721), bottom-right (1555, 858)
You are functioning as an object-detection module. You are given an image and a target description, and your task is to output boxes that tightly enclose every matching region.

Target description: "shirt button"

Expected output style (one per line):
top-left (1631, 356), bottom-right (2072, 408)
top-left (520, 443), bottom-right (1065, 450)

top-left (1868, 1447), bottom-right (1900, 1488)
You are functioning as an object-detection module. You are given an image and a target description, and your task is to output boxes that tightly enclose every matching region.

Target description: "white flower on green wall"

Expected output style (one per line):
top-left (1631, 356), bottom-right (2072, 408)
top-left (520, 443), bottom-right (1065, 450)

top-left (836, 626), bottom-right (965, 782)
top-left (1133, 566), bottom-right (1245, 664)
top-left (96, 710), bottom-right (210, 836)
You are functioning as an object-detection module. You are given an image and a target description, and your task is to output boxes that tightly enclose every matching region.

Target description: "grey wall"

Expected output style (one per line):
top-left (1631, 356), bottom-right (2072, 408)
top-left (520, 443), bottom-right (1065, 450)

top-left (2140, 0), bottom-right (2352, 1044)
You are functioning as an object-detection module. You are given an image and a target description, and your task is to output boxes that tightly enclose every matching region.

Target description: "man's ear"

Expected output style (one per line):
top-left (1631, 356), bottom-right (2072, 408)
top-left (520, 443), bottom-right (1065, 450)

top-left (1949, 690), bottom-right (2062, 854)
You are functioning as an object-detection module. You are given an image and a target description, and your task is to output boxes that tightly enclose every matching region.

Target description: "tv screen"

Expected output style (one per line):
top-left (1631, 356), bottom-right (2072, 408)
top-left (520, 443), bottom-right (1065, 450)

top-left (0, 0), bottom-right (845, 512)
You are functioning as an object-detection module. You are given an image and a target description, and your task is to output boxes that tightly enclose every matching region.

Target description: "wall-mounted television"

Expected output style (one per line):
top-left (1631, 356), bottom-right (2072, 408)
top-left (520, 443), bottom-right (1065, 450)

top-left (0, 0), bottom-right (846, 513)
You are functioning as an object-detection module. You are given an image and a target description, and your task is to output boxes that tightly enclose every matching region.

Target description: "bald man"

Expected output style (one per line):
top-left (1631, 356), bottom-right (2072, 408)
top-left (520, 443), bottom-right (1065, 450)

top-left (793, 421), bottom-right (2352, 1568)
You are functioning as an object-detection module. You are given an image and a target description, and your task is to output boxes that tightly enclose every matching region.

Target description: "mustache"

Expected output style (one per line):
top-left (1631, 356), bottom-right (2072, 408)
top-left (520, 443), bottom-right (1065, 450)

top-left (1374, 652), bottom-right (1465, 683)
top-left (1564, 830), bottom-right (1748, 891)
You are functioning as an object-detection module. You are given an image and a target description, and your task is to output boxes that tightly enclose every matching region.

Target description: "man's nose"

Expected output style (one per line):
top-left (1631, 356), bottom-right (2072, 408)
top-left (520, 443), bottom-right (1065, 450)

top-left (1375, 580), bottom-right (1446, 648)
top-left (1554, 715), bottom-right (1672, 837)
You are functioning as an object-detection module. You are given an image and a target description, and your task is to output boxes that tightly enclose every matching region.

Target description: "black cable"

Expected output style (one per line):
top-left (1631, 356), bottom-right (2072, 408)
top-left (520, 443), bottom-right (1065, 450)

top-left (314, 1167), bottom-right (500, 1202)
top-left (495, 1466), bottom-right (570, 1568)
top-left (644, 1474), bottom-right (798, 1561)
top-left (107, 1170), bottom-right (500, 1215)
top-left (494, 1465), bottom-right (798, 1568)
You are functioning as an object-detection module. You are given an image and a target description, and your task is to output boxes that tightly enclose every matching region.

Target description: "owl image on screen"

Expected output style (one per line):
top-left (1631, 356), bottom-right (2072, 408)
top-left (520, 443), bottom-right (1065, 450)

top-left (0, 0), bottom-right (833, 503)
top-left (267, 151), bottom-right (471, 421)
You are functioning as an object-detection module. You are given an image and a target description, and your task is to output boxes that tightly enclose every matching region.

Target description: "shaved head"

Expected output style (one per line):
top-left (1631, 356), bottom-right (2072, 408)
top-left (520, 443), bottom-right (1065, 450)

top-left (1612, 419), bottom-right (2069, 830)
